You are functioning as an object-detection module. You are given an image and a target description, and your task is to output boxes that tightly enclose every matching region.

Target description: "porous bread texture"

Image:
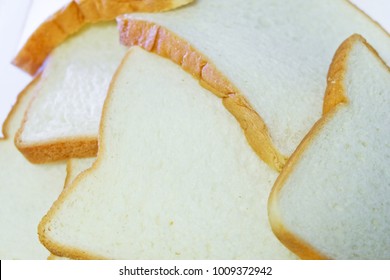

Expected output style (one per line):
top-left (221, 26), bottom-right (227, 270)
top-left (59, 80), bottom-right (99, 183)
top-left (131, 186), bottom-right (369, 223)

top-left (15, 23), bottom-right (126, 163)
top-left (39, 47), bottom-right (297, 260)
top-left (13, 0), bottom-right (194, 75)
top-left (268, 35), bottom-right (390, 260)
top-left (118, 0), bottom-right (390, 158)
top-left (0, 77), bottom-right (66, 259)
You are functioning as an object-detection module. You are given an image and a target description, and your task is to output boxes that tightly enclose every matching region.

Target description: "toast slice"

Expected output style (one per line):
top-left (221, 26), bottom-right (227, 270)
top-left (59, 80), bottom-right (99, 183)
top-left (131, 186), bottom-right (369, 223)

top-left (39, 46), bottom-right (297, 259)
top-left (0, 77), bottom-right (66, 259)
top-left (268, 35), bottom-right (390, 259)
top-left (119, 0), bottom-right (390, 158)
top-left (14, 0), bottom-right (193, 164)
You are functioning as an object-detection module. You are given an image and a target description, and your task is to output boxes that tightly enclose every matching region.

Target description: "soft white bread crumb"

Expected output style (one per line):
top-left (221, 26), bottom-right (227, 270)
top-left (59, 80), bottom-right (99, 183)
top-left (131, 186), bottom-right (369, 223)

top-left (40, 47), bottom-right (297, 260)
top-left (0, 79), bottom-right (66, 259)
top-left (269, 36), bottom-right (390, 259)
top-left (124, 0), bottom-right (390, 156)
top-left (18, 22), bottom-right (126, 145)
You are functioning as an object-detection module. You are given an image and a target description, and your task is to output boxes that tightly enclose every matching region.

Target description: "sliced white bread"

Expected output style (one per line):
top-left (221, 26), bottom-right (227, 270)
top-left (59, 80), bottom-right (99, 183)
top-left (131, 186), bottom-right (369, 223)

top-left (0, 77), bottom-right (66, 259)
top-left (39, 46), bottom-right (297, 260)
top-left (268, 35), bottom-right (390, 259)
top-left (13, 0), bottom-right (193, 75)
top-left (49, 158), bottom-right (95, 260)
top-left (14, 0), bottom-right (193, 163)
top-left (48, 255), bottom-right (70, 260)
top-left (118, 0), bottom-right (390, 160)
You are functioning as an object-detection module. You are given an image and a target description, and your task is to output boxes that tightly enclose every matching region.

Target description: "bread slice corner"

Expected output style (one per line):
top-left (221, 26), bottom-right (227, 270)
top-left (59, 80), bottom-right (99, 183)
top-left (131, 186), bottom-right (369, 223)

top-left (38, 46), bottom-right (297, 259)
top-left (0, 77), bottom-right (67, 259)
top-left (268, 34), bottom-right (390, 260)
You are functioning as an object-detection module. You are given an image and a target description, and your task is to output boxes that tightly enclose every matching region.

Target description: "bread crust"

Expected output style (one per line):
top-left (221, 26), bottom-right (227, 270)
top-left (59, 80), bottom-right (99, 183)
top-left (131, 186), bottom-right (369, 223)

top-left (39, 46), bottom-right (281, 259)
top-left (38, 50), bottom-right (134, 258)
top-left (268, 34), bottom-right (390, 260)
top-left (118, 18), bottom-right (287, 171)
top-left (15, 136), bottom-right (97, 164)
top-left (1, 77), bottom-right (41, 141)
top-left (13, 0), bottom-right (194, 76)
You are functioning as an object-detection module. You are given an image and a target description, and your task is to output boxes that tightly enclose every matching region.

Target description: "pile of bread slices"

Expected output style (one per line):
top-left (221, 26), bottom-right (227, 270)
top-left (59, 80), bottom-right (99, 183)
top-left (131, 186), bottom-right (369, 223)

top-left (1, 0), bottom-right (389, 260)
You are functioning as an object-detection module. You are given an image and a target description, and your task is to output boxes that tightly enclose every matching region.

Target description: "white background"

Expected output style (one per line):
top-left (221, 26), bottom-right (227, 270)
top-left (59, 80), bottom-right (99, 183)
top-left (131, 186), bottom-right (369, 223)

top-left (0, 0), bottom-right (389, 134)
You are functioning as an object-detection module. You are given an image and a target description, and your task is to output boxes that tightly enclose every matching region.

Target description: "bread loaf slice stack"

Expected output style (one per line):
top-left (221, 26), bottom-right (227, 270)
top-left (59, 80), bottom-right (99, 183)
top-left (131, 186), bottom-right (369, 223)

top-left (0, 0), bottom-right (193, 260)
top-left (13, 0), bottom-right (193, 163)
top-left (38, 46), bottom-right (297, 260)
top-left (268, 34), bottom-right (390, 260)
top-left (2, 0), bottom-right (389, 260)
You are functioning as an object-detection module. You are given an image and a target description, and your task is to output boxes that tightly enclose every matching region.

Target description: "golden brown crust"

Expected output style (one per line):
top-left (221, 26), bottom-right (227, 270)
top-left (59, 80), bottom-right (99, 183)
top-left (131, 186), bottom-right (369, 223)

top-left (269, 34), bottom-right (389, 260)
top-left (15, 136), bottom-right (97, 164)
top-left (13, 0), bottom-right (194, 75)
top-left (47, 254), bottom-right (70, 260)
top-left (118, 18), bottom-right (286, 171)
top-left (223, 94), bottom-right (287, 171)
top-left (323, 34), bottom-right (389, 114)
top-left (268, 113), bottom-right (336, 260)
top-left (322, 34), bottom-right (366, 114)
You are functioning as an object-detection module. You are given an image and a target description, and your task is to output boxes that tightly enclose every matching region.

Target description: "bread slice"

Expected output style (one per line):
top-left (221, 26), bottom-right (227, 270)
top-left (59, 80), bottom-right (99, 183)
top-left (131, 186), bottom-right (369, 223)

top-left (64, 158), bottom-right (96, 188)
top-left (13, 0), bottom-right (194, 75)
top-left (118, 0), bottom-right (390, 159)
top-left (49, 158), bottom-right (95, 260)
top-left (268, 35), bottom-right (390, 259)
top-left (39, 46), bottom-right (297, 259)
top-left (0, 77), bottom-right (66, 259)
top-left (14, 0), bottom-right (194, 164)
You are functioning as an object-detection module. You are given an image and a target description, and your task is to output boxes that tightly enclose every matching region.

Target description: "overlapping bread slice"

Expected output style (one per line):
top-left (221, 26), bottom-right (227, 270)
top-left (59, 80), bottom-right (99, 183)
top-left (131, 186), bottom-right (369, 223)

top-left (0, 77), bottom-right (67, 259)
top-left (118, 0), bottom-right (390, 159)
top-left (39, 47), bottom-right (297, 259)
top-left (14, 0), bottom-right (193, 75)
top-left (48, 158), bottom-right (96, 260)
top-left (268, 35), bottom-right (390, 259)
top-left (14, 0), bottom-right (193, 163)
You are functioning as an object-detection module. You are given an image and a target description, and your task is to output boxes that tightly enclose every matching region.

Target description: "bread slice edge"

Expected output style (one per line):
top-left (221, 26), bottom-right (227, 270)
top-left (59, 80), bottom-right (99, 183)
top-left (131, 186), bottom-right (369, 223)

top-left (13, 0), bottom-right (194, 75)
top-left (117, 17), bottom-right (287, 172)
top-left (267, 34), bottom-right (390, 260)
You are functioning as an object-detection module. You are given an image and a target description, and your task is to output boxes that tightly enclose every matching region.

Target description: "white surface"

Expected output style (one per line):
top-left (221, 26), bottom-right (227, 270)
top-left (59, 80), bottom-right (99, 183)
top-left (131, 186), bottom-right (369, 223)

top-left (0, 0), bottom-right (389, 136)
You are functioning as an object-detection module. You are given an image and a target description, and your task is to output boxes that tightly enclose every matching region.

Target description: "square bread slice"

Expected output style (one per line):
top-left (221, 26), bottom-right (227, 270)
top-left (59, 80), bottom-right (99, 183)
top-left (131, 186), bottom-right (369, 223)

top-left (39, 46), bottom-right (297, 260)
top-left (268, 35), bottom-right (390, 259)
top-left (13, 0), bottom-right (193, 163)
top-left (0, 77), bottom-right (66, 259)
top-left (119, 0), bottom-right (390, 158)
